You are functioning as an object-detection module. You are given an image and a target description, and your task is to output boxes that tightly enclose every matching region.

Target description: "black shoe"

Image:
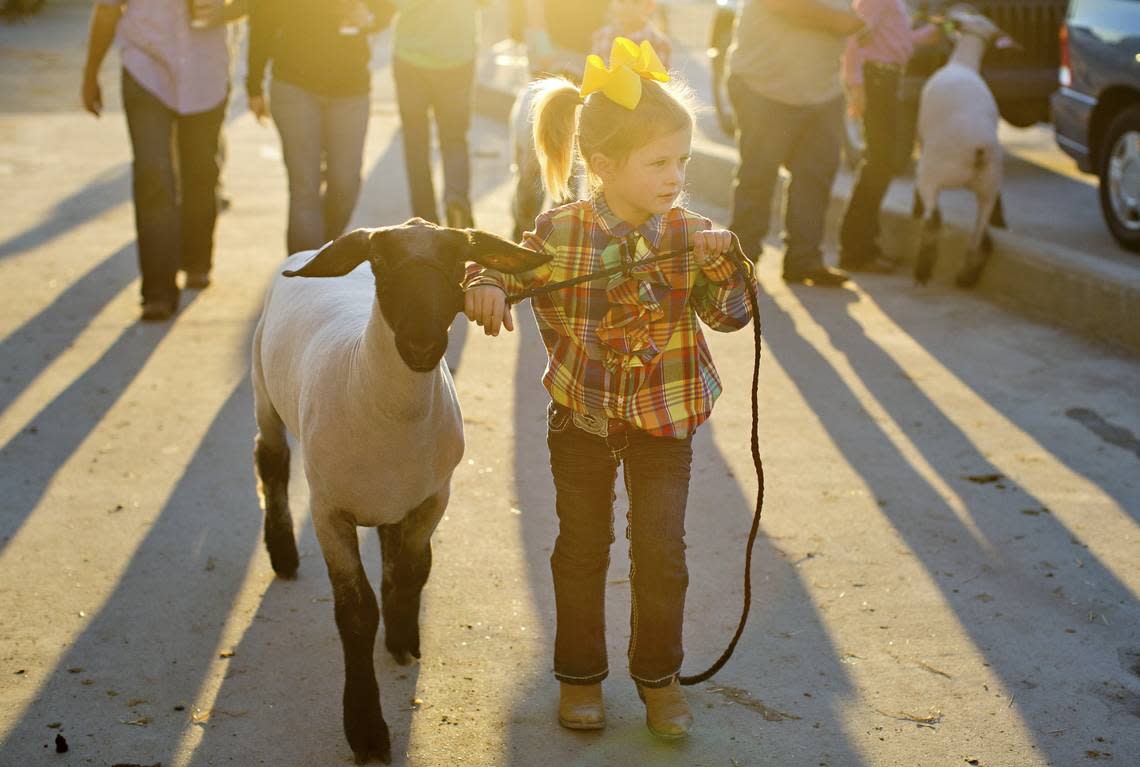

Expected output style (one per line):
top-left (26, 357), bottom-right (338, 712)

top-left (839, 254), bottom-right (896, 274)
top-left (783, 265), bottom-right (849, 287)
top-left (184, 271), bottom-right (211, 290)
top-left (140, 299), bottom-right (177, 322)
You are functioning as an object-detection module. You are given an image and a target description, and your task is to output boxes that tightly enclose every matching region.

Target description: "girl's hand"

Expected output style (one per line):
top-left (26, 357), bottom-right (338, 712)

top-left (464, 285), bottom-right (514, 336)
top-left (692, 229), bottom-right (734, 267)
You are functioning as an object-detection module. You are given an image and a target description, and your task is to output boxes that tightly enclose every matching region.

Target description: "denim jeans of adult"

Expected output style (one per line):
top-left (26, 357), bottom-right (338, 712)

top-left (121, 69), bottom-right (225, 305)
top-left (269, 78), bottom-right (370, 254)
top-left (392, 57), bottom-right (474, 223)
top-left (727, 76), bottom-right (843, 274)
top-left (839, 64), bottom-right (902, 257)
top-left (546, 405), bottom-right (694, 688)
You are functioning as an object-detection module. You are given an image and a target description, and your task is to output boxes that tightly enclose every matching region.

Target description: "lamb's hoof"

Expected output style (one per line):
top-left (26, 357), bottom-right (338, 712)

top-left (346, 702), bottom-right (391, 765)
top-left (914, 241), bottom-right (937, 285)
top-left (955, 250), bottom-right (990, 289)
top-left (913, 257), bottom-right (935, 286)
top-left (265, 527), bottom-right (300, 579)
top-left (385, 634), bottom-right (421, 666)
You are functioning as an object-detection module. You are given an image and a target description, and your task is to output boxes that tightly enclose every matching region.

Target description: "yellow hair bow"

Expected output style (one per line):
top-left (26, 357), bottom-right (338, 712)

top-left (580, 37), bottom-right (670, 110)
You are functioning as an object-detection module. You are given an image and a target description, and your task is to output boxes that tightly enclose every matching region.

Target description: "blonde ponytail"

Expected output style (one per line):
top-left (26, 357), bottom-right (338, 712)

top-left (530, 77), bottom-right (581, 203)
top-left (527, 74), bottom-right (696, 205)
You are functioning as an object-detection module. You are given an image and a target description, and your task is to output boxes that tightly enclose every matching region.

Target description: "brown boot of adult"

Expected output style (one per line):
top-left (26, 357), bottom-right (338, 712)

top-left (558, 682), bottom-right (605, 730)
top-left (638, 679), bottom-right (693, 739)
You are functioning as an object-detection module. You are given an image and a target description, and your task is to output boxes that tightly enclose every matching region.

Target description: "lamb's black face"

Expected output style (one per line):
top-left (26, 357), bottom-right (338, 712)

top-left (281, 219), bottom-right (551, 374)
top-left (372, 226), bottom-right (467, 373)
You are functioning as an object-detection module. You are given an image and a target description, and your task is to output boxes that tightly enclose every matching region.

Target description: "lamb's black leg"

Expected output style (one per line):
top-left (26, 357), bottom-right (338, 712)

top-left (254, 433), bottom-right (298, 579)
top-left (914, 214), bottom-right (940, 285)
top-left (317, 510), bottom-right (390, 765)
top-left (989, 193), bottom-right (1006, 229)
top-left (378, 488), bottom-right (448, 665)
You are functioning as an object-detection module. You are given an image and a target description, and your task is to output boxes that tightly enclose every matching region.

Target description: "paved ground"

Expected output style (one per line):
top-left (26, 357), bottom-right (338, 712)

top-left (2, 4), bottom-right (1139, 767)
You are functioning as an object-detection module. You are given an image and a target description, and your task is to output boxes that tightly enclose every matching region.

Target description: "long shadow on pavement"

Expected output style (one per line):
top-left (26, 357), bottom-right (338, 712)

top-left (0, 373), bottom-right (262, 765)
top-left (503, 308), bottom-right (869, 766)
top-left (0, 164), bottom-right (131, 261)
top-left (0, 243), bottom-right (136, 416)
top-left (861, 281), bottom-right (1140, 523)
top-left (0, 291), bottom-right (196, 555)
top-left (768, 285), bottom-right (1140, 765)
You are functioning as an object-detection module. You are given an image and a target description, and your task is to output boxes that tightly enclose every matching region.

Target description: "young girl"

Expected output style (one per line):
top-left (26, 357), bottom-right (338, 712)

top-left (464, 39), bottom-right (754, 740)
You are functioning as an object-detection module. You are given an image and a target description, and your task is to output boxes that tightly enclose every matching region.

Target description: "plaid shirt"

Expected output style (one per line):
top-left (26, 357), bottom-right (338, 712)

top-left (465, 196), bottom-right (754, 438)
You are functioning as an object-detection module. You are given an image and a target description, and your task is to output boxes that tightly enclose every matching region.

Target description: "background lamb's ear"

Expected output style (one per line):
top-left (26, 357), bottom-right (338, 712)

top-left (459, 229), bottom-right (551, 275)
top-left (282, 228), bottom-right (375, 278)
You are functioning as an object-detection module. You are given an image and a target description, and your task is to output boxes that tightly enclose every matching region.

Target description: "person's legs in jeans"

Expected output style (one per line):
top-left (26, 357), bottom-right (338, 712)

top-left (727, 77), bottom-right (797, 261)
top-left (270, 78), bottom-right (326, 253)
top-left (783, 97), bottom-right (843, 275)
top-left (177, 94), bottom-right (226, 279)
top-left (839, 64), bottom-right (900, 262)
top-left (547, 411), bottom-right (618, 685)
top-left (122, 69), bottom-right (180, 308)
top-left (321, 92), bottom-right (370, 242)
top-left (429, 61), bottom-right (475, 227)
top-left (621, 430), bottom-right (693, 687)
top-left (393, 57), bottom-right (439, 223)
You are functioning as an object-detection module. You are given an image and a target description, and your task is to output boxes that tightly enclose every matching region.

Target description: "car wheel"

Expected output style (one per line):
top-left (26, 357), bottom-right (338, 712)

top-left (1098, 105), bottom-right (1140, 253)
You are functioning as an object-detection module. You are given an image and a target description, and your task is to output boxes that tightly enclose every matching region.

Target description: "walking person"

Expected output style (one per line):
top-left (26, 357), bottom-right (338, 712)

top-left (837, 0), bottom-right (937, 270)
top-left (389, 0), bottom-right (480, 227)
top-left (465, 39), bottom-right (754, 738)
top-left (246, 0), bottom-right (380, 254)
top-left (81, 0), bottom-right (244, 321)
top-left (726, 0), bottom-right (865, 286)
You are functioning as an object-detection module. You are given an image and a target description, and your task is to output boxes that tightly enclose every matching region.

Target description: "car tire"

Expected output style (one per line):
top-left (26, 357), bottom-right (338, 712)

top-left (1098, 104), bottom-right (1140, 253)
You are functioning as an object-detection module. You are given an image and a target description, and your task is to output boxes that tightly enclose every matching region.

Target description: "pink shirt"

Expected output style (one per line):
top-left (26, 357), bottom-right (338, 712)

top-left (842, 0), bottom-right (937, 86)
top-left (98, 0), bottom-right (230, 114)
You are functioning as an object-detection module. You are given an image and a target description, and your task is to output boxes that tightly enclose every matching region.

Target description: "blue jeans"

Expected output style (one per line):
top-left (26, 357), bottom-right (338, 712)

top-left (546, 404), bottom-right (694, 688)
top-left (269, 78), bottom-right (370, 254)
top-left (392, 56), bottom-right (474, 223)
top-left (121, 69), bottom-right (225, 305)
top-left (727, 76), bottom-right (843, 274)
top-left (839, 63), bottom-right (902, 257)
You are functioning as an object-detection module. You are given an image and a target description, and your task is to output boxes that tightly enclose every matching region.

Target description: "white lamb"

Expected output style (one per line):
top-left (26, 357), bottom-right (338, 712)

top-left (250, 220), bottom-right (546, 764)
top-left (913, 4), bottom-right (1016, 287)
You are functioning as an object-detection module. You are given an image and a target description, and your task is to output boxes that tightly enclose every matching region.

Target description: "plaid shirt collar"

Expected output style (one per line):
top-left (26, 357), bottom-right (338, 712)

top-left (590, 191), bottom-right (666, 250)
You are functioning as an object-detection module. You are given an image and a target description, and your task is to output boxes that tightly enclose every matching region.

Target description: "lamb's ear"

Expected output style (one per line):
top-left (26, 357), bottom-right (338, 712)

top-left (282, 228), bottom-right (375, 278)
top-left (458, 229), bottom-right (551, 275)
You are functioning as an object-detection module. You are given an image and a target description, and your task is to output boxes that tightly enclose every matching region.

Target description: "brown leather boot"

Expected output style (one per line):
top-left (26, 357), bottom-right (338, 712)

top-left (558, 682), bottom-right (605, 730)
top-left (638, 679), bottom-right (693, 739)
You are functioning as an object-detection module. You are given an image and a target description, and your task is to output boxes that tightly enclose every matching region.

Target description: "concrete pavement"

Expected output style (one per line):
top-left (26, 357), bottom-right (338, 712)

top-left (2, 4), bottom-right (1139, 767)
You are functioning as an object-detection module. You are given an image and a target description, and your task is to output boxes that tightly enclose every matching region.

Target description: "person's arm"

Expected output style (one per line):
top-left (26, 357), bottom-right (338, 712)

top-left (246, 0), bottom-right (281, 99)
top-left (760, 0), bottom-right (863, 37)
top-left (81, 2), bottom-right (123, 117)
top-left (911, 21), bottom-right (939, 48)
top-left (245, 0), bottom-right (278, 121)
top-left (842, 35), bottom-right (864, 86)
